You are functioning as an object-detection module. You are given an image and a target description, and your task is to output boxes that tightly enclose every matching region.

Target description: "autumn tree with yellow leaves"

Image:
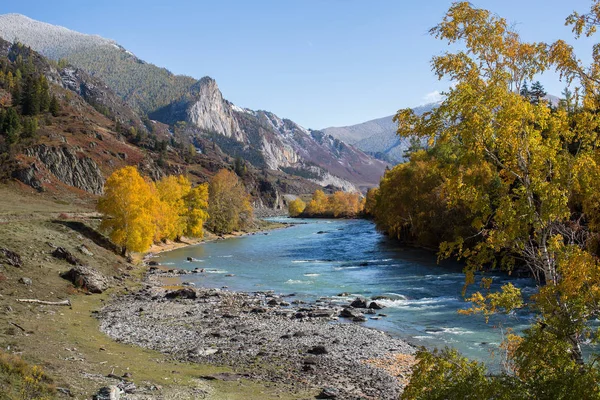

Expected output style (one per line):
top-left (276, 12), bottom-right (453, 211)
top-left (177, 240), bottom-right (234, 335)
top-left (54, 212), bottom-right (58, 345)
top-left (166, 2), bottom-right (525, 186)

top-left (300, 189), bottom-right (364, 218)
top-left (368, 1), bottom-right (600, 398)
top-left (206, 169), bottom-right (253, 234)
top-left (287, 198), bottom-right (306, 217)
top-left (98, 167), bottom-right (209, 254)
top-left (97, 166), bottom-right (156, 255)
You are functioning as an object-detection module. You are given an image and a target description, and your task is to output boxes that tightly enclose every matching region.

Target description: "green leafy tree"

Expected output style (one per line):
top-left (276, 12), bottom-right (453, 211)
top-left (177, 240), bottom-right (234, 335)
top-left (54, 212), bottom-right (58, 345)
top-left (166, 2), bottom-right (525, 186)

top-left (389, 2), bottom-right (600, 398)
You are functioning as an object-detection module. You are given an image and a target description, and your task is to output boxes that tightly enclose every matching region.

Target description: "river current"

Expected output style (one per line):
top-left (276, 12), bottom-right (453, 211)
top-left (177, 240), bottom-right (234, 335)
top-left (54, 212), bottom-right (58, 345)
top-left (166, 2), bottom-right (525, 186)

top-left (155, 218), bottom-right (536, 364)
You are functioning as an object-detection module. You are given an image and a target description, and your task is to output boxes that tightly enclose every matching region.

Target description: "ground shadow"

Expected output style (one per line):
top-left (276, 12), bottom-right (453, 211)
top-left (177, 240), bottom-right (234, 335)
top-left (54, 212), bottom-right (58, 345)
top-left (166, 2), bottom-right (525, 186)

top-left (52, 220), bottom-right (120, 254)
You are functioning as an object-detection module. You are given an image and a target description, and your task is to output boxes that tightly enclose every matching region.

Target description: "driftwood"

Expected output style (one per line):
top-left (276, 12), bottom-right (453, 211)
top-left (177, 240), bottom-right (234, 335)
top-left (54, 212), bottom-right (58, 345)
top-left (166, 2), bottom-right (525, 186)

top-left (16, 299), bottom-right (71, 306)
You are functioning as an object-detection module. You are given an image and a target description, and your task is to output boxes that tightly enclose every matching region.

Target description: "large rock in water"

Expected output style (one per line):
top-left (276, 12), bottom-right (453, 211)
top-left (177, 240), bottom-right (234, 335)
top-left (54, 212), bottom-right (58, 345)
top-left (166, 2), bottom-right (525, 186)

top-left (350, 297), bottom-right (368, 308)
top-left (60, 266), bottom-right (109, 293)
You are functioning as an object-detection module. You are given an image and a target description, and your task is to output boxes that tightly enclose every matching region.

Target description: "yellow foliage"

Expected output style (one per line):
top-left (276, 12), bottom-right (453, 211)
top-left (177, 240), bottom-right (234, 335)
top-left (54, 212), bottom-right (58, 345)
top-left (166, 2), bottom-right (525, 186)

top-left (288, 198), bottom-right (306, 217)
top-left (98, 168), bottom-right (210, 254)
top-left (97, 166), bottom-right (156, 254)
top-left (303, 189), bottom-right (364, 218)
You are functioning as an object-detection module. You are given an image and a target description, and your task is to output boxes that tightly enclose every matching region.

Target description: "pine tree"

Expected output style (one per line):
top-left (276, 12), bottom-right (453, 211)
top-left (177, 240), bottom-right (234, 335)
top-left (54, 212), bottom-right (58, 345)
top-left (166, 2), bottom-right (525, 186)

top-left (49, 94), bottom-right (60, 117)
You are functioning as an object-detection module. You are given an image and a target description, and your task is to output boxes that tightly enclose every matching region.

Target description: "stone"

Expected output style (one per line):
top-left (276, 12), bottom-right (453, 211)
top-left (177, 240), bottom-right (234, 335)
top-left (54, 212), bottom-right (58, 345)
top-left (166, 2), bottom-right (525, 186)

top-left (307, 345), bottom-right (328, 355)
top-left (18, 277), bottom-right (32, 285)
top-left (0, 248), bottom-right (22, 267)
top-left (339, 307), bottom-right (361, 319)
top-left (352, 315), bottom-right (367, 322)
top-left (337, 292), bottom-right (351, 297)
top-left (60, 266), bottom-right (109, 293)
top-left (52, 247), bottom-right (83, 266)
top-left (165, 288), bottom-right (197, 299)
top-left (316, 387), bottom-right (339, 399)
top-left (267, 299), bottom-right (279, 306)
top-left (148, 261), bottom-right (159, 266)
top-left (93, 385), bottom-right (121, 400)
top-left (78, 245), bottom-right (94, 256)
top-left (19, 277), bottom-right (33, 286)
top-left (350, 297), bottom-right (368, 308)
top-left (369, 301), bottom-right (385, 310)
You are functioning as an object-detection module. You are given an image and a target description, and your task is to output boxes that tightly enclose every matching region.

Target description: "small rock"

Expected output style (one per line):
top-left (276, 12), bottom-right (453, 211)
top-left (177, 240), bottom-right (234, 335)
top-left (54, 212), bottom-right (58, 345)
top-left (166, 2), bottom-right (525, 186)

top-left (78, 245), bottom-right (94, 256)
top-left (369, 301), bottom-right (385, 310)
top-left (307, 345), bottom-right (328, 355)
top-left (251, 307), bottom-right (267, 313)
top-left (186, 257), bottom-right (194, 262)
top-left (224, 274), bottom-right (235, 277)
top-left (350, 297), bottom-right (368, 308)
top-left (1, 248), bottom-right (22, 267)
top-left (353, 315), bottom-right (367, 322)
top-left (279, 301), bottom-right (290, 306)
top-left (18, 277), bottom-right (32, 285)
top-left (316, 387), bottom-right (339, 399)
top-left (148, 261), bottom-right (159, 266)
top-left (267, 299), bottom-right (279, 306)
top-left (93, 386), bottom-right (121, 400)
top-left (165, 288), bottom-right (197, 299)
top-left (337, 292), bottom-right (351, 297)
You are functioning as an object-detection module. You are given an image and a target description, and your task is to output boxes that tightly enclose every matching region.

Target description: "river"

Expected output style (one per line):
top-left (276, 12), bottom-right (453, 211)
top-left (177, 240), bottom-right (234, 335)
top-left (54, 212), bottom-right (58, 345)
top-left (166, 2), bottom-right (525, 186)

top-left (155, 218), bottom-right (536, 364)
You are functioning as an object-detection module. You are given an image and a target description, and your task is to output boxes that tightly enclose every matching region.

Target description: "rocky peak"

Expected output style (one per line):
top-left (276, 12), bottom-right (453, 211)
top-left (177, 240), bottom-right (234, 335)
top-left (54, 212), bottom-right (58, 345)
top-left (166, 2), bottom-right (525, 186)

top-left (186, 77), bottom-right (244, 142)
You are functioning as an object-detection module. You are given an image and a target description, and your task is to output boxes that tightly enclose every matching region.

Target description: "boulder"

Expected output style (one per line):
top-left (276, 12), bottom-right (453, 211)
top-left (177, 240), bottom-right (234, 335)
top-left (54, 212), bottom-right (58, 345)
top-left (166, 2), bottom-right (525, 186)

top-left (1, 248), bottom-right (22, 267)
top-left (316, 387), bottom-right (339, 399)
top-left (165, 288), bottom-right (197, 299)
top-left (339, 307), bottom-right (360, 318)
top-left (18, 277), bottom-right (32, 285)
top-left (369, 301), bottom-right (385, 310)
top-left (60, 266), bottom-right (109, 293)
top-left (52, 247), bottom-right (83, 266)
top-left (93, 386), bottom-right (121, 400)
top-left (350, 297), bottom-right (368, 308)
top-left (352, 315), bottom-right (367, 322)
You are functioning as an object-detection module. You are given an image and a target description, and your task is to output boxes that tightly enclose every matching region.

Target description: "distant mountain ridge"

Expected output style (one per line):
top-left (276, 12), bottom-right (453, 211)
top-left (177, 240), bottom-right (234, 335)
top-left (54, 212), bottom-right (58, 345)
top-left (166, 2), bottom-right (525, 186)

top-left (323, 94), bottom-right (561, 164)
top-left (322, 103), bottom-right (439, 163)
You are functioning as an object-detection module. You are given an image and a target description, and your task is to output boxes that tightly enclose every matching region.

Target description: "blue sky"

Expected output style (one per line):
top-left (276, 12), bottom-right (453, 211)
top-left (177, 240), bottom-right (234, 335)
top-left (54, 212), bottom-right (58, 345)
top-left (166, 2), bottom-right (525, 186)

top-left (0, 0), bottom-right (595, 129)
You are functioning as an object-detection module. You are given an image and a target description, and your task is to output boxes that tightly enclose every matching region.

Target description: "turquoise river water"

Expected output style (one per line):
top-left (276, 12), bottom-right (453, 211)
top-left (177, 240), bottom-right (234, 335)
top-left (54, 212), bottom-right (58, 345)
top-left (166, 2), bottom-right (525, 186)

top-left (156, 218), bottom-right (536, 364)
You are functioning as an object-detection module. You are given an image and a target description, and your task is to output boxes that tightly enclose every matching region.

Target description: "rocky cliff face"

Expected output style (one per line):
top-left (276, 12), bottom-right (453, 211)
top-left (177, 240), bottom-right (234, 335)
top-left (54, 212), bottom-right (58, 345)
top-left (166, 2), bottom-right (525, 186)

top-left (150, 77), bottom-right (244, 142)
top-left (23, 145), bottom-right (105, 194)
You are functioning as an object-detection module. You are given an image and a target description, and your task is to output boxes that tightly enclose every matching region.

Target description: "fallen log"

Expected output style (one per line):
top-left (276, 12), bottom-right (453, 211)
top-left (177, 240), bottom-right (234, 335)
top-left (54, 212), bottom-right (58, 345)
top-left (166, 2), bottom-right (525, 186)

top-left (16, 299), bottom-right (71, 306)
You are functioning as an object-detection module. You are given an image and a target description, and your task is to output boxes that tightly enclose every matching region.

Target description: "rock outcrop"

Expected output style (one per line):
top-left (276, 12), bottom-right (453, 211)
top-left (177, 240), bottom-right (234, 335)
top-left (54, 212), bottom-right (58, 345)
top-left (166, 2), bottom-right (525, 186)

top-left (60, 265), bottom-right (109, 294)
top-left (24, 145), bottom-right (104, 194)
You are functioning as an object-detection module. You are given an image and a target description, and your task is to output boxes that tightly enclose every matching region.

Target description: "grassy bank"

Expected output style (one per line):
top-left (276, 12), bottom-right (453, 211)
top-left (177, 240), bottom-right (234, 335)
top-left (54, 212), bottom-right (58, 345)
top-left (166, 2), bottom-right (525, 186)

top-left (0, 184), bottom-right (311, 399)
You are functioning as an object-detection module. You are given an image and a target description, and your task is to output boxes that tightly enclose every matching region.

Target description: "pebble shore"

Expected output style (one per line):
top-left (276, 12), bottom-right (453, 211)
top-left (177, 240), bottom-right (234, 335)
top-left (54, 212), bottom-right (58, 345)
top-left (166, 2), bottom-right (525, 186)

top-left (97, 267), bottom-right (416, 399)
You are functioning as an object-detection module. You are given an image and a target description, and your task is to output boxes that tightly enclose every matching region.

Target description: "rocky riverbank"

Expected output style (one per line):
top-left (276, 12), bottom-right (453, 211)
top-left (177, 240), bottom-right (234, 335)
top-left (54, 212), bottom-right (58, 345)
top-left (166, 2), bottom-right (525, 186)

top-left (97, 267), bottom-right (416, 399)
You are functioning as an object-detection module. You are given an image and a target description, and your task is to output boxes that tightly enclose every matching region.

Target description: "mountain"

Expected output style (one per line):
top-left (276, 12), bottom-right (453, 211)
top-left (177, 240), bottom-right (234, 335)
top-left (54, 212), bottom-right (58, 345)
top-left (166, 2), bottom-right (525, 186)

top-left (322, 103), bottom-right (438, 164)
top-left (151, 77), bottom-right (388, 191)
top-left (0, 14), bottom-right (387, 191)
top-left (0, 13), bottom-right (196, 115)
